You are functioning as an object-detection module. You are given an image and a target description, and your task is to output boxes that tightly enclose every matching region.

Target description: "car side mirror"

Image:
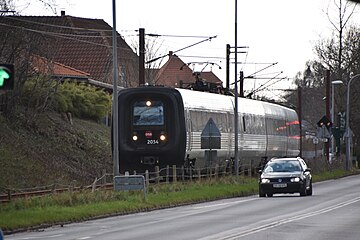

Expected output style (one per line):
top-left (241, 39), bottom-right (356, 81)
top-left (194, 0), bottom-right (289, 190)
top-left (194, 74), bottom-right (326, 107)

top-left (304, 168), bottom-right (311, 172)
top-left (258, 169), bottom-right (263, 174)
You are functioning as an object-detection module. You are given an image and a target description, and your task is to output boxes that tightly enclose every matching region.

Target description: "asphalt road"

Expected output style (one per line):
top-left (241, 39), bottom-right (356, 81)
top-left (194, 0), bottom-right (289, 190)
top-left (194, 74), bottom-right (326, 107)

top-left (7, 174), bottom-right (360, 240)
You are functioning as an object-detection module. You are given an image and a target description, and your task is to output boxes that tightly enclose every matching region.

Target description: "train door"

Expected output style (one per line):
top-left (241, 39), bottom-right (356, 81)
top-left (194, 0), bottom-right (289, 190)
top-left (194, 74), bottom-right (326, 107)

top-left (185, 108), bottom-right (192, 151)
top-left (226, 111), bottom-right (233, 158)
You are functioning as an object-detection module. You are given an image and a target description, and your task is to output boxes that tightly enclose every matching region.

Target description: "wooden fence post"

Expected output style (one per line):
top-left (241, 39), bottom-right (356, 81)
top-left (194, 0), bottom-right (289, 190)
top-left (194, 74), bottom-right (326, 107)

top-left (145, 170), bottom-right (150, 187)
top-left (249, 160), bottom-right (252, 178)
top-left (166, 165), bottom-right (170, 184)
top-left (155, 166), bottom-right (160, 184)
top-left (181, 166), bottom-right (185, 181)
top-left (172, 165), bottom-right (177, 183)
top-left (51, 184), bottom-right (56, 194)
top-left (7, 189), bottom-right (11, 202)
top-left (91, 177), bottom-right (97, 193)
top-left (189, 167), bottom-right (193, 181)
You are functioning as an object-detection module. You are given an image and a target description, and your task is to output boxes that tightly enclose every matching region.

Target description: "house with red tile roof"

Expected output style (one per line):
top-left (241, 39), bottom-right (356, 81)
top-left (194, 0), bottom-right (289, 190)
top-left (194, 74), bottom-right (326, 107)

top-left (0, 14), bottom-right (223, 92)
top-left (153, 52), bottom-right (223, 91)
top-left (0, 13), bottom-right (139, 88)
top-left (31, 55), bottom-right (90, 79)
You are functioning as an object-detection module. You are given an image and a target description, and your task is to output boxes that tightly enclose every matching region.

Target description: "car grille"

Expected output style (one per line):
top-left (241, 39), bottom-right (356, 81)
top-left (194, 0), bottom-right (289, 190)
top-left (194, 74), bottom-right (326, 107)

top-left (269, 178), bottom-right (292, 183)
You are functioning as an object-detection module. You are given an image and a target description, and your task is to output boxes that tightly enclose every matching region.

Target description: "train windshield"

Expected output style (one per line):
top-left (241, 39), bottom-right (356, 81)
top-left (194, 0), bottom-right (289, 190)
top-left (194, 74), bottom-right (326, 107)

top-left (133, 100), bottom-right (164, 126)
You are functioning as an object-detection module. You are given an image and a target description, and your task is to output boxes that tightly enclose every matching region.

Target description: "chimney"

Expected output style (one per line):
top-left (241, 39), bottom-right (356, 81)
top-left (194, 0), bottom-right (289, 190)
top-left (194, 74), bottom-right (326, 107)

top-left (61, 10), bottom-right (66, 16)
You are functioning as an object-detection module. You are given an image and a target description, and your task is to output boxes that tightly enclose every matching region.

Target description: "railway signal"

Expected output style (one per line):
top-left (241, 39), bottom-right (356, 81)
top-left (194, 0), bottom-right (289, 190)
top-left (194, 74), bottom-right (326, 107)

top-left (0, 64), bottom-right (14, 90)
top-left (317, 115), bottom-right (332, 130)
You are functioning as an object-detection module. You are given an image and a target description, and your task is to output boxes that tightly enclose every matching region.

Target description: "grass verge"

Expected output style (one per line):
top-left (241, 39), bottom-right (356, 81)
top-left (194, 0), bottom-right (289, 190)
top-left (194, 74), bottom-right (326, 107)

top-left (0, 170), bottom-right (357, 233)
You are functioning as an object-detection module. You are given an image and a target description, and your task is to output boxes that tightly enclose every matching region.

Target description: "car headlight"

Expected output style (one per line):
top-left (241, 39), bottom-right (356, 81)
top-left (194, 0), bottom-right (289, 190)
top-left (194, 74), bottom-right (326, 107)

top-left (290, 177), bottom-right (301, 182)
top-left (261, 178), bottom-right (270, 184)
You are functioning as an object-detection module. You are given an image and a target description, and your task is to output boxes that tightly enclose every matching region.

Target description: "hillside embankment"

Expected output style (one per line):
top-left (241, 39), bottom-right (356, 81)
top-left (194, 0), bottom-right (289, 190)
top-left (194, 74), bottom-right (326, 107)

top-left (0, 112), bottom-right (112, 189)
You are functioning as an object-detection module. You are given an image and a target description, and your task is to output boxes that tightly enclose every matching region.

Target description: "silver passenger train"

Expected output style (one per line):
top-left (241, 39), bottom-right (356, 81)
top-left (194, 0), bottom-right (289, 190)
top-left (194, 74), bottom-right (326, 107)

top-left (117, 86), bottom-right (300, 174)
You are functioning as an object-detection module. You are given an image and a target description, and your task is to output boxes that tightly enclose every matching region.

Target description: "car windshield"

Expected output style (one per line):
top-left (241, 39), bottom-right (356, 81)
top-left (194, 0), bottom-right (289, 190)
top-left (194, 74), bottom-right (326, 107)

top-left (264, 160), bottom-right (302, 173)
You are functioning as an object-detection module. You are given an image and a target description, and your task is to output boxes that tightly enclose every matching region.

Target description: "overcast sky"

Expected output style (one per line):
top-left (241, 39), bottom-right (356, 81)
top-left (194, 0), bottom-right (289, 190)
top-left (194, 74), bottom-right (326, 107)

top-left (16, 0), bottom-right (359, 99)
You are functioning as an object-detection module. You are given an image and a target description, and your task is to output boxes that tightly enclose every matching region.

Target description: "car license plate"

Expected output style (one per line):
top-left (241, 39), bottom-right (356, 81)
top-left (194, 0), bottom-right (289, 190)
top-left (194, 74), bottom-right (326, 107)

top-left (273, 183), bottom-right (287, 188)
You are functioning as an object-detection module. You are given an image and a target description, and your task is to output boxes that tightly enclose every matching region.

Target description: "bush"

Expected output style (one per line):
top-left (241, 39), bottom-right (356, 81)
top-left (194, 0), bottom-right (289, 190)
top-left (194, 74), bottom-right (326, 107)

top-left (55, 81), bottom-right (111, 121)
top-left (21, 77), bottom-right (111, 122)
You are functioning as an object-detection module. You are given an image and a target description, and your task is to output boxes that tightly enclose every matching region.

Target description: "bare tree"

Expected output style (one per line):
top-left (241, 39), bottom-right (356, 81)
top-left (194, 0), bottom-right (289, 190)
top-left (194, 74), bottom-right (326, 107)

top-left (323, 0), bottom-right (358, 79)
top-left (0, 0), bottom-right (61, 116)
top-left (131, 33), bottom-right (167, 85)
top-left (0, 0), bottom-right (61, 15)
top-left (286, 1), bottom-right (359, 150)
top-left (0, 0), bottom-right (15, 14)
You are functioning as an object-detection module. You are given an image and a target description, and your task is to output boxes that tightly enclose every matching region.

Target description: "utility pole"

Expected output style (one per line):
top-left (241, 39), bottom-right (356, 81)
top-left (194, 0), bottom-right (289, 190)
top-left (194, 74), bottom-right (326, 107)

top-left (226, 44), bottom-right (230, 91)
top-left (325, 70), bottom-right (331, 162)
top-left (234, 0), bottom-right (239, 176)
top-left (298, 86), bottom-right (302, 158)
top-left (239, 71), bottom-right (244, 97)
top-left (112, 0), bottom-right (120, 180)
top-left (139, 28), bottom-right (145, 85)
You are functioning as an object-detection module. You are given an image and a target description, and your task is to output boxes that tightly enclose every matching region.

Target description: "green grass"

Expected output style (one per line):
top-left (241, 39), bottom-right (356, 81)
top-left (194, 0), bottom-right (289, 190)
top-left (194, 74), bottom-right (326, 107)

top-left (0, 171), bottom-right (356, 233)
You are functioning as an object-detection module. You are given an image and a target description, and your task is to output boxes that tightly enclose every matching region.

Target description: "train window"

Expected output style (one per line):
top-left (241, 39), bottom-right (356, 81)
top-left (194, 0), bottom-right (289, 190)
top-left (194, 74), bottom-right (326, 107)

top-left (242, 116), bottom-right (246, 132)
top-left (243, 114), bottom-right (265, 135)
top-left (189, 110), bottom-right (228, 133)
top-left (287, 120), bottom-right (300, 138)
top-left (133, 100), bottom-right (164, 126)
top-left (266, 118), bottom-right (287, 136)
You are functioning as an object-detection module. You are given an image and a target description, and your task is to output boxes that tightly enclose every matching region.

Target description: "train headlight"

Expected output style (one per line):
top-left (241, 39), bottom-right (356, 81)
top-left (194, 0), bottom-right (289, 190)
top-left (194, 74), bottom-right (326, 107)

top-left (146, 100), bottom-right (152, 107)
top-left (160, 134), bottom-right (166, 141)
top-left (132, 134), bottom-right (138, 141)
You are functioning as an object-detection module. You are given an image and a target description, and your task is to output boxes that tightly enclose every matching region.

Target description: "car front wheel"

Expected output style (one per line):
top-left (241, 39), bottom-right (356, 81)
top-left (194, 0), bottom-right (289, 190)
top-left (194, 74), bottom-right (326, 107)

top-left (259, 186), bottom-right (266, 197)
top-left (306, 181), bottom-right (313, 196)
top-left (300, 184), bottom-right (307, 196)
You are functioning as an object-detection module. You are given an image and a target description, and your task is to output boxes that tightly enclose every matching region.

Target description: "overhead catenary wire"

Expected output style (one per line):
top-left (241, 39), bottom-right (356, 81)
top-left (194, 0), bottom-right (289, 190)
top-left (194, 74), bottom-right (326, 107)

top-left (146, 35), bottom-right (217, 64)
top-left (253, 72), bottom-right (284, 92)
top-left (178, 55), bottom-right (225, 60)
top-left (246, 62), bottom-right (278, 79)
top-left (247, 76), bottom-right (289, 97)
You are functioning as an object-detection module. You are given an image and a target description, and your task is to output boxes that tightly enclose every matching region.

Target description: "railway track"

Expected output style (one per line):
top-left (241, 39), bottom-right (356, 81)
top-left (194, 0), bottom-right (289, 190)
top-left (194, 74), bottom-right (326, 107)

top-left (0, 183), bottom-right (114, 203)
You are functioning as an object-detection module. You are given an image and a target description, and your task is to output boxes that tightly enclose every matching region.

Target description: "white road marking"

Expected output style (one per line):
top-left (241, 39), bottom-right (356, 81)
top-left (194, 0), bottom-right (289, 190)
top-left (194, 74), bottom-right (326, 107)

top-left (191, 198), bottom-right (258, 209)
top-left (199, 196), bottom-right (360, 240)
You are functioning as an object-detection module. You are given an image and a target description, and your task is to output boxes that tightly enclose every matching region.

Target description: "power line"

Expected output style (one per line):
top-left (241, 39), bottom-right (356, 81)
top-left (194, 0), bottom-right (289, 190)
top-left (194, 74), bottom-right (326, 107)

top-left (5, 16), bottom-right (113, 32)
top-left (177, 55), bottom-right (225, 60)
top-left (0, 22), bottom-right (135, 53)
top-left (143, 33), bottom-right (212, 39)
top-left (246, 62), bottom-right (278, 78)
top-left (246, 73), bottom-right (286, 97)
top-left (146, 35), bottom-right (217, 63)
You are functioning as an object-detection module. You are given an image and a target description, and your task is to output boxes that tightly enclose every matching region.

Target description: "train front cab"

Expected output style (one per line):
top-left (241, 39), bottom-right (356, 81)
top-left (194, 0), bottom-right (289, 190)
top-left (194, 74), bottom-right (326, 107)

top-left (117, 87), bottom-right (186, 174)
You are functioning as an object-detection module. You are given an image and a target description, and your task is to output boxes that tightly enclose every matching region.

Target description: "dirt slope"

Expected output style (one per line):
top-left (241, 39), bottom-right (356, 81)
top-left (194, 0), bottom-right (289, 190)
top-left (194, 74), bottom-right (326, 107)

top-left (0, 112), bottom-right (112, 189)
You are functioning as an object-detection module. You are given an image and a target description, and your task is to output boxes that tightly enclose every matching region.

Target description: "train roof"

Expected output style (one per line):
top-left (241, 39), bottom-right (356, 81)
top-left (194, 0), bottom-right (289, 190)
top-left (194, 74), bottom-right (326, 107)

top-left (176, 88), bottom-right (234, 112)
top-left (176, 88), bottom-right (297, 119)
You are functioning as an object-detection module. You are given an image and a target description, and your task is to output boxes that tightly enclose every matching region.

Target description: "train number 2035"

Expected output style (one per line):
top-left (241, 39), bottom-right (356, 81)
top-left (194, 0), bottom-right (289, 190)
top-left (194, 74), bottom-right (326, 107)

top-left (147, 139), bottom-right (159, 145)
